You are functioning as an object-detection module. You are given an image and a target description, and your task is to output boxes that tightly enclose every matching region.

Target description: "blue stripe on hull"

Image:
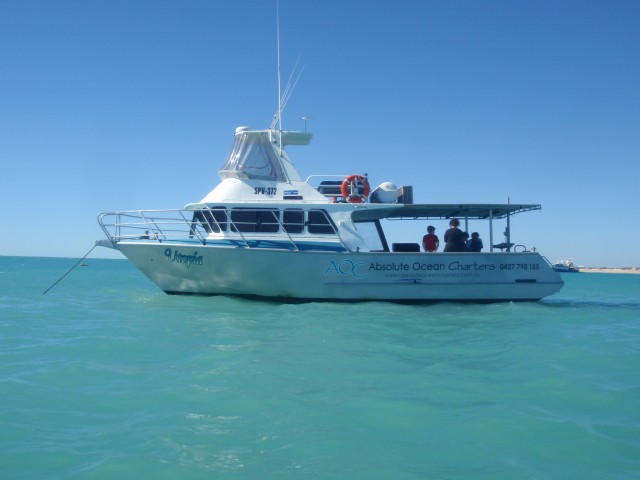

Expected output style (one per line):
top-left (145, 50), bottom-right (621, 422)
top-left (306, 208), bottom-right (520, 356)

top-left (147, 238), bottom-right (347, 252)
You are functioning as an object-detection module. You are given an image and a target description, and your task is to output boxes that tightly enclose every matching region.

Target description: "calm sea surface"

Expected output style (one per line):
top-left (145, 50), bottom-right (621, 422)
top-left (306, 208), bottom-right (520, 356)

top-left (1, 256), bottom-right (639, 479)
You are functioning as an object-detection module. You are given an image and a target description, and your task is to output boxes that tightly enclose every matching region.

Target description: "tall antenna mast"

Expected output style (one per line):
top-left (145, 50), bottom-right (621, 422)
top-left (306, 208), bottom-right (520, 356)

top-left (271, 1), bottom-right (302, 133)
top-left (276, 0), bottom-right (282, 132)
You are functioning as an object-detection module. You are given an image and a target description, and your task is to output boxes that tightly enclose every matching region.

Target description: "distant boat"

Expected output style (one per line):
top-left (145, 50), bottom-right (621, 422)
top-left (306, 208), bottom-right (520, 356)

top-left (552, 259), bottom-right (580, 273)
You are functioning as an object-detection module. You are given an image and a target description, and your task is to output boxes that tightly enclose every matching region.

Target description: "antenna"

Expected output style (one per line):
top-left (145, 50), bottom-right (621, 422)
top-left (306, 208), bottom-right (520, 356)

top-left (301, 115), bottom-right (313, 131)
top-left (269, 0), bottom-right (304, 131)
top-left (270, 1), bottom-right (305, 131)
top-left (270, 56), bottom-right (304, 130)
top-left (276, 0), bottom-right (282, 132)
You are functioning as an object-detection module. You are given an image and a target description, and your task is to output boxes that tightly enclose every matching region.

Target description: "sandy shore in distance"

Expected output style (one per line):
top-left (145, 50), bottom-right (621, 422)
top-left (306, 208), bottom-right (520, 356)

top-left (579, 267), bottom-right (640, 274)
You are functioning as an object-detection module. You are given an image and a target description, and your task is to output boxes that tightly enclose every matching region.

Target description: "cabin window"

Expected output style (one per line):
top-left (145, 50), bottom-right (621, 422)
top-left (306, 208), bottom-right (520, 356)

top-left (231, 208), bottom-right (280, 233)
top-left (191, 207), bottom-right (227, 233)
top-left (283, 209), bottom-right (304, 234)
top-left (307, 210), bottom-right (336, 235)
top-left (354, 220), bottom-right (387, 252)
top-left (208, 207), bottom-right (227, 233)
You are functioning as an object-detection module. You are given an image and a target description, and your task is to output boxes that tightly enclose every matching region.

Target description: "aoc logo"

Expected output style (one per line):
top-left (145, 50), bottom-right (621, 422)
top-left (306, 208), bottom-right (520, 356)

top-left (324, 259), bottom-right (366, 278)
top-left (164, 248), bottom-right (204, 267)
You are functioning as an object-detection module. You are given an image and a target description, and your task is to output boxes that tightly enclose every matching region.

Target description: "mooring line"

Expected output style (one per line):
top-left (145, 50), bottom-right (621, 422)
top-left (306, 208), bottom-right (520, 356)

top-left (42, 245), bottom-right (97, 295)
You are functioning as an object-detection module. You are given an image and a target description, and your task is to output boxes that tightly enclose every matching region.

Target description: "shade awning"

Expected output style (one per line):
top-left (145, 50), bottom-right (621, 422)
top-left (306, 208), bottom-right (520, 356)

top-left (350, 203), bottom-right (541, 221)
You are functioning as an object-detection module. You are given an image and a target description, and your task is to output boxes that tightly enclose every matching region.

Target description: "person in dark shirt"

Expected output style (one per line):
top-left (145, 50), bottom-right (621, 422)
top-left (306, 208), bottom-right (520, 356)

top-left (443, 218), bottom-right (467, 252)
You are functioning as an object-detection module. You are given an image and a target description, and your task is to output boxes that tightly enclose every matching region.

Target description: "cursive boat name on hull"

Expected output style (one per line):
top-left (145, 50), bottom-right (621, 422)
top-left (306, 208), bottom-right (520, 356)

top-left (164, 248), bottom-right (204, 267)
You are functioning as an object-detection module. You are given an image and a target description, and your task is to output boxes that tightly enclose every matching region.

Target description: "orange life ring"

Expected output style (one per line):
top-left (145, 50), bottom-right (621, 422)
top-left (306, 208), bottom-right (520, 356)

top-left (340, 174), bottom-right (371, 203)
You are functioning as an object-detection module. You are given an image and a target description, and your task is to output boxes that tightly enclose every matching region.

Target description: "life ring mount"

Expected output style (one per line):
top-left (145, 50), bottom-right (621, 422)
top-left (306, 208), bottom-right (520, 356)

top-left (340, 174), bottom-right (370, 203)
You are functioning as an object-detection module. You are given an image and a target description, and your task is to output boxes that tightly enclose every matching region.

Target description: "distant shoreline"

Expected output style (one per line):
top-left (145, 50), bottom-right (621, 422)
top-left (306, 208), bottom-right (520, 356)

top-left (579, 267), bottom-right (640, 274)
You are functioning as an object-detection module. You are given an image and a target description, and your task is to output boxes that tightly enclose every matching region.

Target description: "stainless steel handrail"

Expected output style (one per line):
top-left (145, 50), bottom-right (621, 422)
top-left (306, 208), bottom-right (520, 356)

top-left (97, 208), bottom-right (348, 252)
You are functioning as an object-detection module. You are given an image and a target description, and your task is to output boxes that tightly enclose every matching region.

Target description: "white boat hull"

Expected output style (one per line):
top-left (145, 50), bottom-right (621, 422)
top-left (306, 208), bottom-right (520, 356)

top-left (97, 127), bottom-right (565, 302)
top-left (116, 243), bottom-right (563, 302)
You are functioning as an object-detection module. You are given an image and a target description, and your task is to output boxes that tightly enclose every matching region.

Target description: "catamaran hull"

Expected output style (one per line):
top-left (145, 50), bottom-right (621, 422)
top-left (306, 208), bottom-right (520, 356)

top-left (114, 243), bottom-right (563, 302)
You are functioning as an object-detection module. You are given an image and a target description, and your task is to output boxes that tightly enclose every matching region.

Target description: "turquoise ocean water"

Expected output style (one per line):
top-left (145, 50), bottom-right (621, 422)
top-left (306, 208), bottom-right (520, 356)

top-left (1, 255), bottom-right (639, 479)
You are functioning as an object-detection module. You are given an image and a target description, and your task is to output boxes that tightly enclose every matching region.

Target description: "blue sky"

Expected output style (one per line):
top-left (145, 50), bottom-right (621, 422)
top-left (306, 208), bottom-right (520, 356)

top-left (1, 0), bottom-right (638, 267)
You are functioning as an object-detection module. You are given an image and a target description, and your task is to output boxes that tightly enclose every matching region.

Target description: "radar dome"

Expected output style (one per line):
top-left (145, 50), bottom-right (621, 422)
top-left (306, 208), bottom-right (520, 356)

top-left (373, 182), bottom-right (399, 203)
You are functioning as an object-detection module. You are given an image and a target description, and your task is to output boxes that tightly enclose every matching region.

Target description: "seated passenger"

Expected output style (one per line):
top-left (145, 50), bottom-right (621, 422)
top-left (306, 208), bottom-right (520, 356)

top-left (467, 232), bottom-right (484, 252)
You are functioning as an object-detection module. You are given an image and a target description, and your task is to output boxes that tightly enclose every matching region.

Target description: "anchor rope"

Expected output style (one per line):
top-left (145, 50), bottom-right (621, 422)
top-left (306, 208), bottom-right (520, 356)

top-left (42, 245), bottom-right (97, 295)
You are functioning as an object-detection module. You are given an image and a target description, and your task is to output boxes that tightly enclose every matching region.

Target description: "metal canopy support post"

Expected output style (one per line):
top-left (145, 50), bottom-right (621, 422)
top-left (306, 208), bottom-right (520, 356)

top-left (489, 209), bottom-right (494, 252)
top-left (506, 196), bottom-right (511, 252)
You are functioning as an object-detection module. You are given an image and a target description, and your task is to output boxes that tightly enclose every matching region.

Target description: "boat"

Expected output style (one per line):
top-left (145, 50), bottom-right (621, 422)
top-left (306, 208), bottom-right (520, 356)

top-left (95, 126), bottom-right (564, 302)
top-left (552, 259), bottom-right (580, 273)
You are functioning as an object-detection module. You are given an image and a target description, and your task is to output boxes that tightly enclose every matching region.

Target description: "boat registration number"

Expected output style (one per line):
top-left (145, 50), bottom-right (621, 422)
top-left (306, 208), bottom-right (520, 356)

top-left (254, 187), bottom-right (277, 195)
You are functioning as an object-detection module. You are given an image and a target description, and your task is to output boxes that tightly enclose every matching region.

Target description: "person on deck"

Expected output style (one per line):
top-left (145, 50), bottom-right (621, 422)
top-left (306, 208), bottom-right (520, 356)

top-left (467, 232), bottom-right (484, 252)
top-left (443, 218), bottom-right (467, 252)
top-left (422, 225), bottom-right (440, 252)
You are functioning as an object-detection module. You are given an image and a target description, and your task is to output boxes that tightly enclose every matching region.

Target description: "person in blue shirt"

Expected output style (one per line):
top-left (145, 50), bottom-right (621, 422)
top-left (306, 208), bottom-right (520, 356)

top-left (466, 232), bottom-right (484, 252)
